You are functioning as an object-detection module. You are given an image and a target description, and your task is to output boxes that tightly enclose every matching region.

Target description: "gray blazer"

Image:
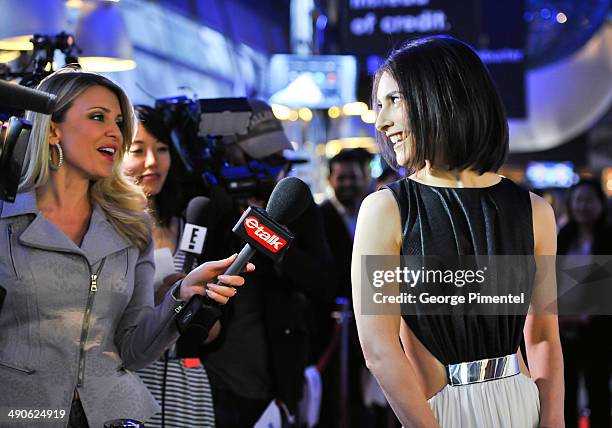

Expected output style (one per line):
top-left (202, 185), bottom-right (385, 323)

top-left (0, 192), bottom-right (184, 427)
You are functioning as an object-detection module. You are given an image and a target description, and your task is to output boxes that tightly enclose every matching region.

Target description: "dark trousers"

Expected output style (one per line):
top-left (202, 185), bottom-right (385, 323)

top-left (212, 385), bottom-right (270, 428)
top-left (68, 397), bottom-right (90, 428)
top-left (562, 326), bottom-right (611, 428)
top-left (317, 321), bottom-right (375, 428)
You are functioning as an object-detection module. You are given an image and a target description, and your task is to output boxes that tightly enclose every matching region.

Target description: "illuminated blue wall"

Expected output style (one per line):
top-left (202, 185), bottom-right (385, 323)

top-left (91, 0), bottom-right (289, 105)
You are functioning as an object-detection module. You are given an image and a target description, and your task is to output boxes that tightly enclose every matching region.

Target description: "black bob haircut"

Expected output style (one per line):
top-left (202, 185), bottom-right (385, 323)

top-left (372, 35), bottom-right (508, 174)
top-left (133, 105), bottom-right (184, 227)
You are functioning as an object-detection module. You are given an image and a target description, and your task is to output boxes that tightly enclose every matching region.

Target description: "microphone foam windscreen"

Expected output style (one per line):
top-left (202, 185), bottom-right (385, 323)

top-left (186, 196), bottom-right (217, 227)
top-left (266, 176), bottom-right (313, 224)
top-left (0, 80), bottom-right (57, 114)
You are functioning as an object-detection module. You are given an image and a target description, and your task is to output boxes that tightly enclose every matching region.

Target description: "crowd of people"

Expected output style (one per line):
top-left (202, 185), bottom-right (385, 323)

top-left (0, 35), bottom-right (610, 428)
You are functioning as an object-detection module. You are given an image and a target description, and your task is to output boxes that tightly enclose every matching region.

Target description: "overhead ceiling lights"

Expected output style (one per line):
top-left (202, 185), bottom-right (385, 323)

top-left (0, 51), bottom-right (21, 63)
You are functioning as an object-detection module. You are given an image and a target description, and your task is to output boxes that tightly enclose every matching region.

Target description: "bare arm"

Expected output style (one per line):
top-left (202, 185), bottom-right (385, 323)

top-left (525, 193), bottom-right (564, 427)
top-left (351, 190), bottom-right (439, 428)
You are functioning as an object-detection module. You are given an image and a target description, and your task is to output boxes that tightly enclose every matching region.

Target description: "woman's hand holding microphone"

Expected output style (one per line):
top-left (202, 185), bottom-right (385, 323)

top-left (178, 253), bottom-right (255, 304)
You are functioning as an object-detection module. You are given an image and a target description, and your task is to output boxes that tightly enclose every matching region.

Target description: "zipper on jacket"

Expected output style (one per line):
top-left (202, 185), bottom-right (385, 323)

top-left (7, 224), bottom-right (18, 277)
top-left (76, 258), bottom-right (106, 387)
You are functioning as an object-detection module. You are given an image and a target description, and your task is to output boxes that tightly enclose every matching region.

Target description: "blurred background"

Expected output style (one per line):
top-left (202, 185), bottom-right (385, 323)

top-left (0, 0), bottom-right (610, 211)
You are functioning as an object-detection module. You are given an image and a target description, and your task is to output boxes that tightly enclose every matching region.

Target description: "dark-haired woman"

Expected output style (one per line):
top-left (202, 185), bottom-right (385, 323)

top-left (123, 106), bottom-right (217, 427)
top-left (557, 180), bottom-right (611, 428)
top-left (352, 35), bottom-right (563, 427)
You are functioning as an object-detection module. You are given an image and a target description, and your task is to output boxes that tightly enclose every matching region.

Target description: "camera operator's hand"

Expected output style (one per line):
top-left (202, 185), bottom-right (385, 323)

top-left (178, 254), bottom-right (254, 304)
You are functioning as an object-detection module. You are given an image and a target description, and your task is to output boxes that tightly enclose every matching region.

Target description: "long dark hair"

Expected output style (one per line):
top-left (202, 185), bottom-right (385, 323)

top-left (558, 179), bottom-right (611, 255)
top-left (372, 35), bottom-right (508, 174)
top-left (134, 105), bottom-right (184, 227)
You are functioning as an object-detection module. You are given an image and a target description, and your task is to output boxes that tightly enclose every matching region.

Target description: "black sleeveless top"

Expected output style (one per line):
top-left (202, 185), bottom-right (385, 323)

top-left (385, 177), bottom-right (535, 365)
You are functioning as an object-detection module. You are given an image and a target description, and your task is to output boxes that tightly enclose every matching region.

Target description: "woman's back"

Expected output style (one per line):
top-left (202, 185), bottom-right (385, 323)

top-left (385, 177), bottom-right (535, 365)
top-left (355, 34), bottom-right (562, 427)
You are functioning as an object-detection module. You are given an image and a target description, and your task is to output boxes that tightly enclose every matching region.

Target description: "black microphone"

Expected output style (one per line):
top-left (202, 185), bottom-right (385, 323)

top-left (176, 177), bottom-right (313, 334)
top-left (0, 80), bottom-right (57, 114)
top-left (179, 196), bottom-right (216, 273)
top-left (224, 176), bottom-right (313, 275)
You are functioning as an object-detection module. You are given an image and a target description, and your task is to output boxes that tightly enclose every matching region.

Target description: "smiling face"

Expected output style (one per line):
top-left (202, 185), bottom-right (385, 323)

top-left (375, 71), bottom-right (411, 166)
top-left (122, 124), bottom-right (171, 196)
top-left (329, 160), bottom-right (367, 208)
top-left (49, 85), bottom-right (123, 180)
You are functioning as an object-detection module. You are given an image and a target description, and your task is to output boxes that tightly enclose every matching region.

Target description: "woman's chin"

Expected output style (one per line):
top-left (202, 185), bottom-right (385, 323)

top-left (393, 144), bottom-right (409, 166)
top-left (394, 151), bottom-right (407, 166)
top-left (142, 185), bottom-right (162, 197)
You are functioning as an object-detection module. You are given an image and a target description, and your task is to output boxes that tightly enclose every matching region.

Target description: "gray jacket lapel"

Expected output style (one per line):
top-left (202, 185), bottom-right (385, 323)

top-left (5, 191), bottom-right (132, 265)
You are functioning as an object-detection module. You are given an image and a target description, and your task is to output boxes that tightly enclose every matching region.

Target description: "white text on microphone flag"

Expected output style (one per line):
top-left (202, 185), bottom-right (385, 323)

top-left (179, 224), bottom-right (208, 254)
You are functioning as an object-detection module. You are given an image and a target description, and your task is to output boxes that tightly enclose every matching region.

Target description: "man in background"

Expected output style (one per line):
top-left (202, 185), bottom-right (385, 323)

top-left (320, 149), bottom-right (370, 297)
top-left (318, 149), bottom-right (375, 427)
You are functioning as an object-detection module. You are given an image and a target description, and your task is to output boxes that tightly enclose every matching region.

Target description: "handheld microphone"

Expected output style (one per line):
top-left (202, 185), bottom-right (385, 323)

top-left (0, 80), bottom-right (57, 114)
top-left (179, 196), bottom-right (217, 273)
top-left (176, 177), bottom-right (313, 334)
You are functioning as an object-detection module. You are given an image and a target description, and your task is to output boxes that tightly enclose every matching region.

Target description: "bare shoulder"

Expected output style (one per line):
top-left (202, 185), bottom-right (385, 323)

top-left (529, 192), bottom-right (555, 225)
top-left (529, 192), bottom-right (557, 254)
top-left (359, 188), bottom-right (398, 218)
top-left (355, 189), bottom-right (402, 253)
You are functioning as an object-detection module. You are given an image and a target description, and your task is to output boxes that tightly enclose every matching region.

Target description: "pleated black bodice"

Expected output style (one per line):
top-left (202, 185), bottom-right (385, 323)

top-left (385, 177), bottom-right (535, 365)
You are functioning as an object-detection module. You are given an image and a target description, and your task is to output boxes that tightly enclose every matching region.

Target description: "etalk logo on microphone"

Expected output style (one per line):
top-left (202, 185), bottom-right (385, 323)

top-left (232, 206), bottom-right (294, 260)
top-left (244, 216), bottom-right (287, 252)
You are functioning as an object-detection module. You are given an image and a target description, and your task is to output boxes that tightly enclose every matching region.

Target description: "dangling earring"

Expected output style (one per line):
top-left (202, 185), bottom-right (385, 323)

top-left (49, 143), bottom-right (64, 170)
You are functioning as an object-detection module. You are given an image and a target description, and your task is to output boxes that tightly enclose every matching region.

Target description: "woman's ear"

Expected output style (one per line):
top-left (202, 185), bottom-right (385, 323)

top-left (48, 121), bottom-right (61, 145)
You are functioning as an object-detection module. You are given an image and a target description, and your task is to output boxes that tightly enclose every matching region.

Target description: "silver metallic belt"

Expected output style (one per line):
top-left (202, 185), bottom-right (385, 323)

top-left (447, 353), bottom-right (520, 386)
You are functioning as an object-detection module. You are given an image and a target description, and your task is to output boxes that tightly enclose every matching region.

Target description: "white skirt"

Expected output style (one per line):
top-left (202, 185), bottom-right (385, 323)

top-left (427, 373), bottom-right (540, 427)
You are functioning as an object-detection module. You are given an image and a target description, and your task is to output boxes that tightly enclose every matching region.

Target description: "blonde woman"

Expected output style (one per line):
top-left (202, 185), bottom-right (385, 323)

top-left (0, 66), bottom-right (251, 427)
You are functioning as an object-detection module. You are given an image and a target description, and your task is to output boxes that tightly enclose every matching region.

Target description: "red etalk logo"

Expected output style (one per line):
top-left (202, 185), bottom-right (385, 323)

top-left (244, 216), bottom-right (287, 253)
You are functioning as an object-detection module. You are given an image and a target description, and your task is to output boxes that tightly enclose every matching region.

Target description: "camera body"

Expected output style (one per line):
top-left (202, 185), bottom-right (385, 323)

top-left (0, 117), bottom-right (31, 202)
top-left (154, 96), bottom-right (289, 202)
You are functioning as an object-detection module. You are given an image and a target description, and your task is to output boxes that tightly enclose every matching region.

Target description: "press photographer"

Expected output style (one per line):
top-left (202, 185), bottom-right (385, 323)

top-left (154, 96), bottom-right (337, 426)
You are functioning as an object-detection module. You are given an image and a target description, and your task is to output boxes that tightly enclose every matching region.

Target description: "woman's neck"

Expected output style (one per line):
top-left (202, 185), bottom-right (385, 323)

top-left (410, 162), bottom-right (500, 188)
top-left (36, 170), bottom-right (91, 215)
top-left (147, 198), bottom-right (165, 229)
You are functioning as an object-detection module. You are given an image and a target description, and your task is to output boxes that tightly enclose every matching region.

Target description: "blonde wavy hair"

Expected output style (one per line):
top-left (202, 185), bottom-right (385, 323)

top-left (19, 66), bottom-right (151, 250)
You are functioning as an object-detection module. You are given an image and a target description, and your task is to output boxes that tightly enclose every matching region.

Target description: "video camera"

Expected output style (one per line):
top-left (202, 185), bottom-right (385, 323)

top-left (154, 96), bottom-right (294, 203)
top-left (0, 80), bottom-right (58, 202)
top-left (0, 32), bottom-right (78, 202)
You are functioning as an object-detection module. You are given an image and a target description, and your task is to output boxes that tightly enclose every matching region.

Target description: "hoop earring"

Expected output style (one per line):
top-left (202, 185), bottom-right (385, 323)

top-left (49, 143), bottom-right (64, 171)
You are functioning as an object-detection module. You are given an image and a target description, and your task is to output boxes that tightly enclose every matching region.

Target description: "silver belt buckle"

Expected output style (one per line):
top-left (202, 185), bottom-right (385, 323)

top-left (447, 353), bottom-right (520, 386)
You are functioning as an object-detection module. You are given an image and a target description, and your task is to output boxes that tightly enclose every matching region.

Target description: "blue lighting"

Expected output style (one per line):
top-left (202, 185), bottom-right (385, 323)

top-left (540, 8), bottom-right (552, 19)
top-left (366, 55), bottom-right (384, 76)
top-left (316, 14), bottom-right (328, 30)
top-left (526, 0), bottom-right (609, 69)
